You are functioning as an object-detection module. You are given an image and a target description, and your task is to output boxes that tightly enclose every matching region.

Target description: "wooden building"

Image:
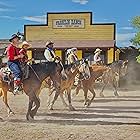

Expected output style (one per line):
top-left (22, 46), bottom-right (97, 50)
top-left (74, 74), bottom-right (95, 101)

top-left (24, 12), bottom-right (117, 64)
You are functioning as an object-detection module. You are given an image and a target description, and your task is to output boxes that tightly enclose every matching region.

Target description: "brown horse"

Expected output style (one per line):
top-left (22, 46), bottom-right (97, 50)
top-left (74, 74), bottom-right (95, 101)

top-left (75, 65), bottom-right (108, 107)
top-left (40, 64), bottom-right (108, 109)
top-left (38, 59), bottom-right (91, 110)
top-left (0, 62), bottom-right (66, 120)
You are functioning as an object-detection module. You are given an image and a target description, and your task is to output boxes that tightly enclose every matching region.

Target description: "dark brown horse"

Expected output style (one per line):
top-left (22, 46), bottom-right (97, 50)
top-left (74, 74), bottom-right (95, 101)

top-left (0, 62), bottom-right (66, 120)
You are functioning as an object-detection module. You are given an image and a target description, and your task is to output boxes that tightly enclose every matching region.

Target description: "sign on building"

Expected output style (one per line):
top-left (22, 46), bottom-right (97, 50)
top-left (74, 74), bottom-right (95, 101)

top-left (52, 19), bottom-right (85, 28)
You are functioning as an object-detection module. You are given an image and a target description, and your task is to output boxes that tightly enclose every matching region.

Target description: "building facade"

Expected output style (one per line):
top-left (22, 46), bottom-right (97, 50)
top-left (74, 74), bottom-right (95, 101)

top-left (24, 12), bottom-right (117, 64)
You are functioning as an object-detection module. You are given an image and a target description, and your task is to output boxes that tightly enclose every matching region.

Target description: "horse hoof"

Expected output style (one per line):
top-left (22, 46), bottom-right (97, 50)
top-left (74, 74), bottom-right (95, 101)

top-left (84, 101), bottom-right (91, 108)
top-left (27, 115), bottom-right (34, 121)
top-left (0, 117), bottom-right (3, 122)
top-left (10, 111), bottom-right (15, 115)
top-left (100, 94), bottom-right (104, 97)
top-left (69, 106), bottom-right (76, 111)
top-left (115, 95), bottom-right (119, 98)
top-left (8, 111), bottom-right (15, 117)
top-left (114, 92), bottom-right (119, 97)
top-left (48, 106), bottom-right (53, 110)
top-left (84, 103), bottom-right (90, 108)
top-left (26, 114), bottom-right (29, 121)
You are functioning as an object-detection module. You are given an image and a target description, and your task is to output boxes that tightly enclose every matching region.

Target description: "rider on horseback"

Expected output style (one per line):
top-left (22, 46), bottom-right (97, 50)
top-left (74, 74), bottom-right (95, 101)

top-left (67, 48), bottom-right (80, 86)
top-left (19, 41), bottom-right (30, 79)
top-left (19, 41), bottom-right (30, 63)
top-left (44, 41), bottom-right (61, 69)
top-left (93, 48), bottom-right (103, 65)
top-left (7, 34), bottom-right (24, 94)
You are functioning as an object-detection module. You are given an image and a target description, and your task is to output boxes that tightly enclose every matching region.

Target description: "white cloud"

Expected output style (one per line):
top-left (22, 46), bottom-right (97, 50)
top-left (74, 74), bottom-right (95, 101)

top-left (0, 15), bottom-right (17, 19)
top-left (72, 0), bottom-right (88, 5)
top-left (117, 33), bottom-right (136, 47)
top-left (117, 33), bottom-right (135, 41)
top-left (22, 15), bottom-right (46, 23)
top-left (0, 1), bottom-right (14, 12)
top-left (118, 41), bottom-right (133, 47)
top-left (120, 27), bottom-right (133, 30)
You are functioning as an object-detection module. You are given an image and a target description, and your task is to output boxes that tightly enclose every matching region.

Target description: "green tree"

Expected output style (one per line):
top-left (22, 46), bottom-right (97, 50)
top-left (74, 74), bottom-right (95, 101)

top-left (131, 16), bottom-right (140, 46)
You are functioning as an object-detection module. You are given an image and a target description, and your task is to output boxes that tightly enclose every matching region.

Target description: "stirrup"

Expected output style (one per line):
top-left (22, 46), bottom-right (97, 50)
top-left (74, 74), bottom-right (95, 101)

top-left (13, 85), bottom-right (23, 95)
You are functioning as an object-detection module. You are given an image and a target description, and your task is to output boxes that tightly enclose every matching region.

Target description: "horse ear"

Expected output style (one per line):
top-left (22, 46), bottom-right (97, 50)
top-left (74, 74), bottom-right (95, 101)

top-left (123, 60), bottom-right (129, 66)
top-left (84, 58), bottom-right (89, 64)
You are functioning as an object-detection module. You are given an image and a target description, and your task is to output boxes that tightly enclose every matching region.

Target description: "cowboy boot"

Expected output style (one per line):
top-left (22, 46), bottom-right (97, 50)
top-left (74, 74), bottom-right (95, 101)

top-left (13, 80), bottom-right (22, 95)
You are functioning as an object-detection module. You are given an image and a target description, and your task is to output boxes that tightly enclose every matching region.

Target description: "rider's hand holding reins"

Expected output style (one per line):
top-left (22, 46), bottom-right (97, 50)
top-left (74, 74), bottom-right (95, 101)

top-left (54, 56), bottom-right (61, 62)
top-left (14, 54), bottom-right (24, 60)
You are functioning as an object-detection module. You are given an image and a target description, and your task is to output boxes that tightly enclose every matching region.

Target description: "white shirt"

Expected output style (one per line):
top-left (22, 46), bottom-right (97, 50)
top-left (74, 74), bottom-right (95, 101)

top-left (94, 53), bottom-right (101, 63)
top-left (44, 48), bottom-right (56, 62)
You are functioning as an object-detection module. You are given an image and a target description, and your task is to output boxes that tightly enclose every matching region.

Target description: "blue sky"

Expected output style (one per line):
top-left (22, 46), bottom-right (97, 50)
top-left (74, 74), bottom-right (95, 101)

top-left (0, 0), bottom-right (139, 47)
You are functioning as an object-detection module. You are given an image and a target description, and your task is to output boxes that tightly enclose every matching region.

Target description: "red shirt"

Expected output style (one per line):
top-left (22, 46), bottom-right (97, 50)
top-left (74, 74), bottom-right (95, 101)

top-left (7, 43), bottom-right (20, 61)
top-left (19, 48), bottom-right (28, 62)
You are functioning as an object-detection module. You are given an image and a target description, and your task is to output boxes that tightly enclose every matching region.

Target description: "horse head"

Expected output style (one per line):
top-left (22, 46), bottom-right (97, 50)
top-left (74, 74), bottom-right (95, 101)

top-left (78, 59), bottom-right (91, 80)
top-left (120, 60), bottom-right (129, 76)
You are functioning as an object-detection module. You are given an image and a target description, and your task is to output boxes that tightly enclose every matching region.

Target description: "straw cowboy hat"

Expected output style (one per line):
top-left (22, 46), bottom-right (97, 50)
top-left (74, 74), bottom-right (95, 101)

top-left (45, 41), bottom-right (54, 47)
top-left (9, 34), bottom-right (21, 42)
top-left (21, 41), bottom-right (30, 48)
top-left (67, 48), bottom-right (77, 55)
top-left (94, 48), bottom-right (102, 53)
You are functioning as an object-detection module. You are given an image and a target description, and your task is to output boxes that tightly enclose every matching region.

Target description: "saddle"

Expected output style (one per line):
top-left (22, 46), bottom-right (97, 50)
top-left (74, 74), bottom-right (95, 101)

top-left (0, 64), bottom-right (29, 88)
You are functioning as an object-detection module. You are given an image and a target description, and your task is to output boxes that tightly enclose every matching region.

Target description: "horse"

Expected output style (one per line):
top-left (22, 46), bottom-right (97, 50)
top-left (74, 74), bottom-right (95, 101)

top-left (38, 59), bottom-right (91, 111)
top-left (0, 62), bottom-right (66, 120)
top-left (99, 60), bottom-right (129, 97)
top-left (74, 64), bottom-right (108, 107)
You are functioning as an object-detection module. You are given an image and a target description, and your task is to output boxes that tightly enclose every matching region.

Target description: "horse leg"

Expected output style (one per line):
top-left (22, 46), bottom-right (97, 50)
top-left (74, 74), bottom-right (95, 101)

top-left (48, 90), bottom-right (60, 110)
top-left (47, 87), bottom-right (54, 107)
top-left (26, 97), bottom-right (34, 121)
top-left (75, 85), bottom-right (81, 95)
top-left (2, 89), bottom-right (14, 116)
top-left (67, 89), bottom-right (75, 111)
top-left (112, 81), bottom-right (119, 97)
top-left (99, 84), bottom-right (106, 97)
top-left (30, 94), bottom-right (40, 119)
top-left (48, 73), bottom-right (61, 110)
top-left (86, 87), bottom-right (96, 107)
top-left (60, 93), bottom-right (69, 108)
top-left (83, 87), bottom-right (90, 107)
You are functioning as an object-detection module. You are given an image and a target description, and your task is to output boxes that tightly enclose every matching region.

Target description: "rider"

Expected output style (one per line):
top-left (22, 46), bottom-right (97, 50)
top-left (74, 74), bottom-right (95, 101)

top-left (19, 41), bottom-right (30, 79)
top-left (67, 48), bottom-right (79, 86)
top-left (19, 41), bottom-right (30, 63)
top-left (94, 48), bottom-right (103, 65)
top-left (7, 34), bottom-right (24, 94)
top-left (67, 48), bottom-right (78, 65)
top-left (44, 41), bottom-right (63, 74)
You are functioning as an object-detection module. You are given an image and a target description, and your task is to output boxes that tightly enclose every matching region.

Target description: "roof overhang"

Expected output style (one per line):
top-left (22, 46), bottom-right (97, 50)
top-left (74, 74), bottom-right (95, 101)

top-left (28, 40), bottom-right (115, 49)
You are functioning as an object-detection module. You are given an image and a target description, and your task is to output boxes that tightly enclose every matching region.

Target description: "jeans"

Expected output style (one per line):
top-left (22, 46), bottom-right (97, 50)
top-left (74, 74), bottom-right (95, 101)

top-left (8, 61), bottom-right (22, 80)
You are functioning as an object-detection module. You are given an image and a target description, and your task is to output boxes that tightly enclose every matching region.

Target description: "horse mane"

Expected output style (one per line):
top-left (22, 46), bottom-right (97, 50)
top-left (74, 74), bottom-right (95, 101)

top-left (90, 65), bottom-right (107, 72)
top-left (64, 60), bottom-right (81, 71)
top-left (108, 60), bottom-right (124, 69)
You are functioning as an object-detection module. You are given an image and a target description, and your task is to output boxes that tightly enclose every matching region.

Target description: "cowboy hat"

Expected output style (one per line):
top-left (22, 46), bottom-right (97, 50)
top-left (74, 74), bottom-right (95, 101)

top-left (94, 48), bottom-right (102, 53)
top-left (67, 48), bottom-right (77, 55)
top-left (9, 34), bottom-right (21, 42)
top-left (71, 47), bottom-right (77, 52)
top-left (21, 41), bottom-right (30, 48)
top-left (45, 41), bottom-right (54, 47)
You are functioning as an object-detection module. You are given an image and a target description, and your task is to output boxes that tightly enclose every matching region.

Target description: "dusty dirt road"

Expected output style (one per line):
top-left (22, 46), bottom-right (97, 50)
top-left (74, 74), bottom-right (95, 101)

top-left (0, 88), bottom-right (140, 140)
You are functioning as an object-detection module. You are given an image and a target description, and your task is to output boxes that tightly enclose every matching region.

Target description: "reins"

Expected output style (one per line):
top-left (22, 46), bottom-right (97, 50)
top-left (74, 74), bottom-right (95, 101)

top-left (29, 65), bottom-right (42, 83)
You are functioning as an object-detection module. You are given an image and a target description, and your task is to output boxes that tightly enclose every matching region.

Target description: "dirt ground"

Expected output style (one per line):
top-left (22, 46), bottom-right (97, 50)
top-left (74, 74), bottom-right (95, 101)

top-left (0, 88), bottom-right (140, 140)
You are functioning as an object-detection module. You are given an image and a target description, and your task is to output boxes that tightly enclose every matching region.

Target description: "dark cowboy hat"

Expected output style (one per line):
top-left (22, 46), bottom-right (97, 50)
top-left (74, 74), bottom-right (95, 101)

top-left (9, 34), bottom-right (21, 42)
top-left (45, 41), bottom-right (54, 47)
